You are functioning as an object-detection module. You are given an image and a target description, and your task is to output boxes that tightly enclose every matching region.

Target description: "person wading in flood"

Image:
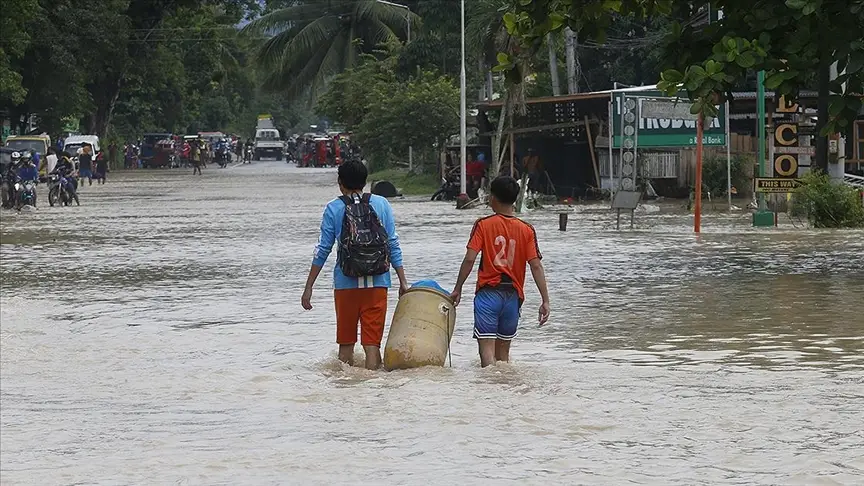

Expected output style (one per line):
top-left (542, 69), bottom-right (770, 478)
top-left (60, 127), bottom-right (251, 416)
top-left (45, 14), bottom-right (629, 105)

top-left (78, 144), bottom-right (94, 186)
top-left (450, 176), bottom-right (551, 367)
top-left (301, 160), bottom-right (408, 369)
top-left (191, 141), bottom-right (202, 175)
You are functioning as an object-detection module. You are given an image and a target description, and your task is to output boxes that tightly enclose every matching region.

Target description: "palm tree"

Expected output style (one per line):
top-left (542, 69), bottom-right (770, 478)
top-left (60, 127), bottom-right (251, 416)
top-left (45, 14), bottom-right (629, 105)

top-left (243, 0), bottom-right (418, 100)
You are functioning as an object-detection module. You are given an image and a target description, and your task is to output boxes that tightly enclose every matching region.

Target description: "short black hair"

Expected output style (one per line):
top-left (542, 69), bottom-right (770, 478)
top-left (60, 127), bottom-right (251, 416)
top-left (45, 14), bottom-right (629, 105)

top-left (490, 176), bottom-right (520, 204)
top-left (338, 160), bottom-right (368, 191)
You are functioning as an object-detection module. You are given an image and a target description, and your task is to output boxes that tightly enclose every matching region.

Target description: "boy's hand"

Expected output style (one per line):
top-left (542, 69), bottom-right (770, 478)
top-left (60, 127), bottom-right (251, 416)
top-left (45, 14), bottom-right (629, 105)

top-left (450, 289), bottom-right (462, 306)
top-left (398, 282), bottom-right (408, 297)
top-left (301, 288), bottom-right (313, 310)
top-left (538, 301), bottom-right (550, 326)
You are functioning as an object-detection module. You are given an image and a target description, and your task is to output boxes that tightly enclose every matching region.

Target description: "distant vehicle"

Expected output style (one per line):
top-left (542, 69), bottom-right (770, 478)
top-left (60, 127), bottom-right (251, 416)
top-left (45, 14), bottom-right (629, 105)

top-left (6, 135), bottom-right (50, 158)
top-left (254, 115), bottom-right (283, 160)
top-left (198, 131), bottom-right (225, 144)
top-left (140, 133), bottom-right (173, 168)
top-left (62, 135), bottom-right (101, 157)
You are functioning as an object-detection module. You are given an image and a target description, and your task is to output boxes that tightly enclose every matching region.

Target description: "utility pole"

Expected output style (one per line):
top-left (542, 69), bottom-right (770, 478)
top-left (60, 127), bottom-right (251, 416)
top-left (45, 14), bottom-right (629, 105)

top-left (564, 28), bottom-right (578, 94)
top-left (459, 0), bottom-right (467, 196)
top-left (547, 33), bottom-right (561, 96)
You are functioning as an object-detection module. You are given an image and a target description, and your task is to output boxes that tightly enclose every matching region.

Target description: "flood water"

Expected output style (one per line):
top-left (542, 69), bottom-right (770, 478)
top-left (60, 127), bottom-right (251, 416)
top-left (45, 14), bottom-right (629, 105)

top-left (1, 162), bottom-right (862, 485)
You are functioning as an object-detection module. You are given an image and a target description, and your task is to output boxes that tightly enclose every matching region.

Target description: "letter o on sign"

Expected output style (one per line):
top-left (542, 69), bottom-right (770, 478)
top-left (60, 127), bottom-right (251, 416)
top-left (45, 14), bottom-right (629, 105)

top-left (775, 155), bottom-right (798, 177)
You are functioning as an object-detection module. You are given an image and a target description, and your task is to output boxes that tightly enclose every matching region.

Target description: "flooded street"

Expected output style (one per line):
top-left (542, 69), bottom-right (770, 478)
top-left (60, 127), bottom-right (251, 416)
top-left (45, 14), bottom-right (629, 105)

top-left (1, 162), bottom-right (862, 485)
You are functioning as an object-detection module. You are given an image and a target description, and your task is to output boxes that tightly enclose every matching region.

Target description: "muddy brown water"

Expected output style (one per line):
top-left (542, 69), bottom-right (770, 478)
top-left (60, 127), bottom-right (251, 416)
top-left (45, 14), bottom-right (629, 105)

top-left (1, 162), bottom-right (862, 485)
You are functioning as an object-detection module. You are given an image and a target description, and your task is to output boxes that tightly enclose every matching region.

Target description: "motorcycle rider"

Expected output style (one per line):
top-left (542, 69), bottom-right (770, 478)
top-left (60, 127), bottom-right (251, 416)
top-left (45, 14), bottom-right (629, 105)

top-left (54, 152), bottom-right (78, 192)
top-left (48, 153), bottom-right (79, 202)
top-left (17, 151), bottom-right (39, 182)
top-left (10, 151), bottom-right (39, 208)
top-left (1, 151), bottom-right (21, 208)
top-left (215, 138), bottom-right (228, 167)
top-left (244, 138), bottom-right (254, 163)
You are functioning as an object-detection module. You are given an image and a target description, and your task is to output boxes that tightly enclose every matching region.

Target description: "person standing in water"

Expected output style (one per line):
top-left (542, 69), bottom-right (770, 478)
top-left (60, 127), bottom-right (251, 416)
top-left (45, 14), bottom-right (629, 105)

top-left (94, 151), bottom-right (108, 184)
top-left (450, 176), bottom-right (551, 367)
top-left (190, 142), bottom-right (202, 175)
top-left (301, 160), bottom-right (408, 370)
top-left (78, 144), bottom-right (94, 186)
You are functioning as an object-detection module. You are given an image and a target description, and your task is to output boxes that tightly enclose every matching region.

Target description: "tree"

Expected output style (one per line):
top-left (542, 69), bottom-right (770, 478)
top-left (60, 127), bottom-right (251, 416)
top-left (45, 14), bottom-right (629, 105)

top-left (499, 0), bottom-right (864, 172)
top-left (317, 53), bottom-right (397, 130)
top-left (655, 0), bottom-right (864, 171)
top-left (0, 0), bottom-right (38, 105)
top-left (358, 70), bottom-right (459, 167)
top-left (317, 53), bottom-right (459, 170)
top-left (242, 0), bottom-right (418, 101)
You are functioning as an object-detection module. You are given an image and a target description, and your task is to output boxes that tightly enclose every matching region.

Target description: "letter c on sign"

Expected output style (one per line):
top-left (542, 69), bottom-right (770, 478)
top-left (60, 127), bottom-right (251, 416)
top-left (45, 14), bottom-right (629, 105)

top-left (774, 124), bottom-right (798, 146)
top-left (775, 155), bottom-right (798, 177)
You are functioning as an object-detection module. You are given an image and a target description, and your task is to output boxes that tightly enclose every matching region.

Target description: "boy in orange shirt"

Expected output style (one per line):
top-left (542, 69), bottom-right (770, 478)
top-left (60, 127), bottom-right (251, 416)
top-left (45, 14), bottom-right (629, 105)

top-left (451, 176), bottom-right (550, 367)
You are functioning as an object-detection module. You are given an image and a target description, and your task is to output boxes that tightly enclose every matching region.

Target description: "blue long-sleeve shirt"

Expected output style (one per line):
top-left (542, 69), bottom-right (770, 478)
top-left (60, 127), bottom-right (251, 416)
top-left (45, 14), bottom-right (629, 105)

top-left (312, 194), bottom-right (404, 289)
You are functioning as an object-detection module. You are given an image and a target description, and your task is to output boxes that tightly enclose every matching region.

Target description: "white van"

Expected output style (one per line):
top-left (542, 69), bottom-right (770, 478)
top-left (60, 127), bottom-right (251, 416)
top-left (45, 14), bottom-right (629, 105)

top-left (63, 135), bottom-right (101, 156)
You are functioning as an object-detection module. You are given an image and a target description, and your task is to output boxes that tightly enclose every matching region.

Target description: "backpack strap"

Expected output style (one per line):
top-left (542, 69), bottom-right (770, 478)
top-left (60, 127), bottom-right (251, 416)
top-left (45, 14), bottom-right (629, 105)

top-left (339, 193), bottom-right (365, 205)
top-left (361, 193), bottom-right (371, 204)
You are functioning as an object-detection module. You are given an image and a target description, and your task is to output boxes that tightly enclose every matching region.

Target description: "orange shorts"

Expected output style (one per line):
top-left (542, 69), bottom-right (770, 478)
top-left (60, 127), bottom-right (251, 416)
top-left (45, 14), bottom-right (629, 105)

top-left (334, 288), bottom-right (388, 346)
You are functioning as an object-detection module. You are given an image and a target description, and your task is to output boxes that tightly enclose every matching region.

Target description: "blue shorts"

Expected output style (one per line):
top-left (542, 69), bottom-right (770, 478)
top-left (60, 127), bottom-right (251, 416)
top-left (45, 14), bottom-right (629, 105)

top-left (79, 168), bottom-right (92, 178)
top-left (473, 287), bottom-right (521, 341)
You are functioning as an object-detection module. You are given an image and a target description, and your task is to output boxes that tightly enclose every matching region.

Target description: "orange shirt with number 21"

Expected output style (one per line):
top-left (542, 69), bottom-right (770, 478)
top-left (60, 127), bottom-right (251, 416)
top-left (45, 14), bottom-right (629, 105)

top-left (467, 214), bottom-right (542, 301)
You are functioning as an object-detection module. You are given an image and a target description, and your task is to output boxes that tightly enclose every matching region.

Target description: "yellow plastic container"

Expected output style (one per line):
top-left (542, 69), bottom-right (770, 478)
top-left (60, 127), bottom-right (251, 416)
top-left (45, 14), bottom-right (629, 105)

top-left (383, 287), bottom-right (456, 371)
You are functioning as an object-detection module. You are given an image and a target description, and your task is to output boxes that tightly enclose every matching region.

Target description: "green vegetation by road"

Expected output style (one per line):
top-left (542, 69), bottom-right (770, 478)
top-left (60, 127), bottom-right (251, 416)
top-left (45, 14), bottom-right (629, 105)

top-left (369, 169), bottom-right (440, 196)
top-left (792, 171), bottom-right (864, 228)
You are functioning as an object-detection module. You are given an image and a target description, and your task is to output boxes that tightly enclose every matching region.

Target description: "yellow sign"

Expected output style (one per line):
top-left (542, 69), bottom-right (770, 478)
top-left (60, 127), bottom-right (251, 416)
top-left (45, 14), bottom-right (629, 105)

top-left (777, 95), bottom-right (799, 113)
top-left (773, 122), bottom-right (800, 178)
top-left (755, 177), bottom-right (802, 193)
top-left (774, 123), bottom-right (798, 146)
top-left (774, 154), bottom-right (798, 176)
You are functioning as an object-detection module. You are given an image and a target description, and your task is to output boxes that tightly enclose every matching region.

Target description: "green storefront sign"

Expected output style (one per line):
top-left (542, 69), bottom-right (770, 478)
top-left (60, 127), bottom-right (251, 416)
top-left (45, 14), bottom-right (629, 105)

top-left (612, 90), bottom-right (727, 148)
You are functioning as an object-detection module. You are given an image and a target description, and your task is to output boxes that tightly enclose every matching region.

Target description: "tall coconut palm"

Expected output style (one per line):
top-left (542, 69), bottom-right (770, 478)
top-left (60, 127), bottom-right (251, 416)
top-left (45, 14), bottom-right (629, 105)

top-left (243, 0), bottom-right (418, 100)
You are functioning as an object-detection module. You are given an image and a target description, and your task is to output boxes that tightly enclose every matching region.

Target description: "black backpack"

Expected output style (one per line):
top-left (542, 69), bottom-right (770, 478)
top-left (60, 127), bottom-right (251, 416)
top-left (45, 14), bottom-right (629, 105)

top-left (337, 193), bottom-right (390, 277)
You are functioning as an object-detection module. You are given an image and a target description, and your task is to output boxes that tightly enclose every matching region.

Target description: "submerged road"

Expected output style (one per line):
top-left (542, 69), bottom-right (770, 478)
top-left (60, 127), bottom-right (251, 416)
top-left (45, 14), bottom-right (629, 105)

top-left (1, 162), bottom-right (863, 484)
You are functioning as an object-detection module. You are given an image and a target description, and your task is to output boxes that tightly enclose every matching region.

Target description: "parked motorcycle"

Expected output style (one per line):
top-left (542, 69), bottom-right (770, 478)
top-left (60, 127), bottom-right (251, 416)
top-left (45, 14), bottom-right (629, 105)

top-left (48, 170), bottom-right (79, 206)
top-left (431, 168), bottom-right (461, 202)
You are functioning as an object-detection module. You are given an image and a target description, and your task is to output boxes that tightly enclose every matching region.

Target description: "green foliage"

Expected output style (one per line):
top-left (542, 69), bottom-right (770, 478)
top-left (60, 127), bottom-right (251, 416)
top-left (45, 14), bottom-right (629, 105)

top-left (791, 170), bottom-right (864, 228)
top-left (317, 53), bottom-right (459, 172)
top-left (0, 0), bottom-right (38, 104)
top-left (242, 0), bottom-right (417, 101)
top-left (499, 0), bottom-right (864, 141)
top-left (317, 54), bottom-right (398, 131)
top-left (701, 154), bottom-right (751, 195)
top-left (1, 0), bottom-right (317, 141)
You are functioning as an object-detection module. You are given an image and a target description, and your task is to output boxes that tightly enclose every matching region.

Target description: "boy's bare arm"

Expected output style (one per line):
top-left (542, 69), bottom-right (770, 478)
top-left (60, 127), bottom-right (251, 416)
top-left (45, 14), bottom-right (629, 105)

top-left (450, 249), bottom-right (479, 306)
top-left (529, 258), bottom-right (550, 325)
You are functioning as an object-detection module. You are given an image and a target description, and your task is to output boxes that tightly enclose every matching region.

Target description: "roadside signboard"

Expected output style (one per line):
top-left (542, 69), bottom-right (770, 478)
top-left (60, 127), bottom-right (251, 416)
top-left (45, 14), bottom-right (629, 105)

top-left (772, 122), bottom-right (813, 177)
top-left (612, 90), bottom-right (727, 148)
top-left (755, 177), bottom-right (802, 193)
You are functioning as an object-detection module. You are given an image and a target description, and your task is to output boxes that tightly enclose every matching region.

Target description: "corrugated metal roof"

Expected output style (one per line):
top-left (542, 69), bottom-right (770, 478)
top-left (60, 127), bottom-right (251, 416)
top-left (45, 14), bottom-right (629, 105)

top-left (730, 90), bottom-right (820, 100)
top-left (476, 85), bottom-right (660, 108)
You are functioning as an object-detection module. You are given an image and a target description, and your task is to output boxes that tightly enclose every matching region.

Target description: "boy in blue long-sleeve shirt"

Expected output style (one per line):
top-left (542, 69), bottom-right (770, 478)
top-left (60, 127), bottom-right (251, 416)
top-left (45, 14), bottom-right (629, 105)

top-left (302, 160), bottom-right (408, 369)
